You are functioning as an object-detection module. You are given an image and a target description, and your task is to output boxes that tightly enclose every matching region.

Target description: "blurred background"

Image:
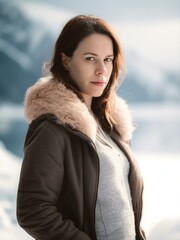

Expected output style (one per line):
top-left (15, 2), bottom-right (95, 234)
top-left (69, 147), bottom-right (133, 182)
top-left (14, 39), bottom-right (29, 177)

top-left (0, 0), bottom-right (180, 239)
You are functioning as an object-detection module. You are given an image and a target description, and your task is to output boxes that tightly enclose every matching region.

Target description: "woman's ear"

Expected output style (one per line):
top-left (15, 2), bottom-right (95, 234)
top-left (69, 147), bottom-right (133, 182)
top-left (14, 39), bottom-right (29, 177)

top-left (61, 53), bottom-right (70, 70)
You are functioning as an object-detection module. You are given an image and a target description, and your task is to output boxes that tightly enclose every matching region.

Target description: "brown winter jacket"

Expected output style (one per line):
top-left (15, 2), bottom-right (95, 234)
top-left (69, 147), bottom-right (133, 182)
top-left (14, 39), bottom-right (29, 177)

top-left (17, 77), bottom-right (146, 240)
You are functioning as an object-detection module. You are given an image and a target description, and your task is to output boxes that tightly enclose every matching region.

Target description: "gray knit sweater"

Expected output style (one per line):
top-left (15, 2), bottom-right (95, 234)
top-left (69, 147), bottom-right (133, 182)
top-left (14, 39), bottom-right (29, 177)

top-left (95, 123), bottom-right (136, 240)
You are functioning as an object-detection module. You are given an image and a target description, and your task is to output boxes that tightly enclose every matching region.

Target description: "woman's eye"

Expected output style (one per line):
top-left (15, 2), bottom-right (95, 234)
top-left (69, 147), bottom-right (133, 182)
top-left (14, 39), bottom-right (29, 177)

top-left (105, 58), bottom-right (113, 62)
top-left (86, 57), bottom-right (95, 61)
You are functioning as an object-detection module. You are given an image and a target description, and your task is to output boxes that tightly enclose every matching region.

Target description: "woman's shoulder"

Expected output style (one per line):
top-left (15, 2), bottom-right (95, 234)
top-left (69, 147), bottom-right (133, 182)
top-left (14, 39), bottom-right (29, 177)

top-left (24, 114), bottom-right (69, 148)
top-left (30, 113), bottom-right (64, 131)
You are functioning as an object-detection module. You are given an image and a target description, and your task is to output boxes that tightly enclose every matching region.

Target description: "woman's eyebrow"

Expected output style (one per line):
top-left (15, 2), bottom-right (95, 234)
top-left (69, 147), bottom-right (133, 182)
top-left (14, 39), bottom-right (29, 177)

top-left (83, 52), bottom-right (98, 56)
top-left (83, 52), bottom-right (114, 57)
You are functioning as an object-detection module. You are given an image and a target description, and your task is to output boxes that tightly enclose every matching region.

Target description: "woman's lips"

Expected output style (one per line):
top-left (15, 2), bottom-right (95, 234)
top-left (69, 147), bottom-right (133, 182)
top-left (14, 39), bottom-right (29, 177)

top-left (91, 81), bottom-right (106, 86)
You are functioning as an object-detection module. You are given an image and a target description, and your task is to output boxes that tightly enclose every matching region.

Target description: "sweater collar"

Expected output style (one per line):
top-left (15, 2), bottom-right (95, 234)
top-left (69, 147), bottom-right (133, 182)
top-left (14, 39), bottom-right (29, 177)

top-left (25, 77), bottom-right (134, 142)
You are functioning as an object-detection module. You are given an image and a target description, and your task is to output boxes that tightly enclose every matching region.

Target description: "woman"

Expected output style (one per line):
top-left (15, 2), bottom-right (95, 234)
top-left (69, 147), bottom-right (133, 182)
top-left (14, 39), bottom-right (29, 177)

top-left (17, 15), bottom-right (146, 240)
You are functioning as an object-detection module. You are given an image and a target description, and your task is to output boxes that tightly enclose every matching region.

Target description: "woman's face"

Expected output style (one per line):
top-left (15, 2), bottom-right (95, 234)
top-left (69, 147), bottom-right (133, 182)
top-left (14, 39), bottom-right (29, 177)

top-left (62, 33), bottom-right (114, 106)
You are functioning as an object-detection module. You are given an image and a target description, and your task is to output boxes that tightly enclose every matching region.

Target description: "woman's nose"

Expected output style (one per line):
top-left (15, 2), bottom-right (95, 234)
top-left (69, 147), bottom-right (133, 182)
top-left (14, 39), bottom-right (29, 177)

top-left (95, 61), bottom-right (107, 76)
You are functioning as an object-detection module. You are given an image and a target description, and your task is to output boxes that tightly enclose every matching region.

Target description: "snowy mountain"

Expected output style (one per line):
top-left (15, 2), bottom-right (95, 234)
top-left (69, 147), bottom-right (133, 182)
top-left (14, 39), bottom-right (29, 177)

top-left (0, 0), bottom-right (54, 103)
top-left (0, 0), bottom-right (179, 104)
top-left (118, 48), bottom-right (180, 103)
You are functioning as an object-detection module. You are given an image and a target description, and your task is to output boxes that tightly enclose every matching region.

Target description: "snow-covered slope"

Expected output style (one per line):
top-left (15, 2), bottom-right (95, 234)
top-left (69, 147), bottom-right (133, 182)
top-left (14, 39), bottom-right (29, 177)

top-left (131, 103), bottom-right (180, 153)
top-left (0, 141), bottom-right (33, 239)
top-left (138, 153), bottom-right (180, 238)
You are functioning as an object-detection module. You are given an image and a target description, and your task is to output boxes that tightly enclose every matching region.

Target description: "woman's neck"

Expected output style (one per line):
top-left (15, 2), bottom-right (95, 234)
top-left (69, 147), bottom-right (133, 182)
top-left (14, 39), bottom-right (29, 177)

top-left (82, 93), bottom-right (92, 111)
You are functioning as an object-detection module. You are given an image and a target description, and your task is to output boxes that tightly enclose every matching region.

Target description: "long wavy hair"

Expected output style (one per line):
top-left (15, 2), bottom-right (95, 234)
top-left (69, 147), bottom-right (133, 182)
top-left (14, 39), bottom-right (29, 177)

top-left (50, 15), bottom-right (126, 132)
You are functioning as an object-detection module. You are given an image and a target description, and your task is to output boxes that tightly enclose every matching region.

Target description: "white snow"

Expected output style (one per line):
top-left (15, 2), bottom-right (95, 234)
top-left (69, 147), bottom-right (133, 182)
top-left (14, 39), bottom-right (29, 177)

top-left (0, 104), bottom-right (24, 121)
top-left (138, 153), bottom-right (180, 236)
top-left (130, 103), bottom-right (180, 153)
top-left (0, 104), bottom-right (24, 134)
top-left (0, 141), bottom-right (33, 239)
top-left (132, 103), bottom-right (180, 121)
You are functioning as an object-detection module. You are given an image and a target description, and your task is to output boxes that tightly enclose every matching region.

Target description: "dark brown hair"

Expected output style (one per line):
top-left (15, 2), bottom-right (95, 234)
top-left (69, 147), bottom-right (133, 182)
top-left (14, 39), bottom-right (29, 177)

top-left (50, 15), bottom-right (126, 132)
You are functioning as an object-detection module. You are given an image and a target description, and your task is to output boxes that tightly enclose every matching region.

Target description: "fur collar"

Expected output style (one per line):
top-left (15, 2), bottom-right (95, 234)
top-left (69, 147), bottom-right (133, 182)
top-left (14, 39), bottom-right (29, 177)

top-left (25, 77), bottom-right (134, 142)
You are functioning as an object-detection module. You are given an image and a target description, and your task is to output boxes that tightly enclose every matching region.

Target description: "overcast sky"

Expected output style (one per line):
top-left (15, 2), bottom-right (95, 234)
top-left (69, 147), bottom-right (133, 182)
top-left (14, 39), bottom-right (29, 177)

top-left (17, 0), bottom-right (180, 21)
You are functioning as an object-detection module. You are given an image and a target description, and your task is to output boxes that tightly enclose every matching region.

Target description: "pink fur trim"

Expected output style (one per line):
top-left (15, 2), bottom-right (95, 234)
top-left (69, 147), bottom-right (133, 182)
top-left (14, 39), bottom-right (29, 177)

top-left (25, 77), bottom-right (134, 142)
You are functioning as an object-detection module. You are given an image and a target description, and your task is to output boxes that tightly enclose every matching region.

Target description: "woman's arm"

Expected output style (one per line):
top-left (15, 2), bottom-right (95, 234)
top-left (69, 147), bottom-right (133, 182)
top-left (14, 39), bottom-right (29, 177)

top-left (16, 121), bottom-right (91, 240)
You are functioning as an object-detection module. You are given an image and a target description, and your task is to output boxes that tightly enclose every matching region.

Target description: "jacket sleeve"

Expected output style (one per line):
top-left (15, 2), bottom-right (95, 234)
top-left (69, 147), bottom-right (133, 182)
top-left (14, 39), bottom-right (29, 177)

top-left (16, 122), bottom-right (91, 240)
